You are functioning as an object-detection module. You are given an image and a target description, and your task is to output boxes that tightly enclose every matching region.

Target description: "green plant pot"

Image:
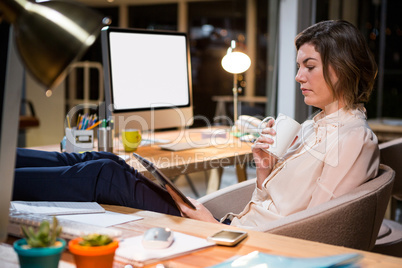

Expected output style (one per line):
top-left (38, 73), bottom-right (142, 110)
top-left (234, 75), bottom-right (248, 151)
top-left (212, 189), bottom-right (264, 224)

top-left (13, 238), bottom-right (66, 268)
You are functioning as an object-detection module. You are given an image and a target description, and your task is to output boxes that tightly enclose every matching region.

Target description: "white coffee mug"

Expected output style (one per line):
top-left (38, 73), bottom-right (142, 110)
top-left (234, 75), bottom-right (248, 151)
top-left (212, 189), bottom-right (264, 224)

top-left (258, 113), bottom-right (301, 159)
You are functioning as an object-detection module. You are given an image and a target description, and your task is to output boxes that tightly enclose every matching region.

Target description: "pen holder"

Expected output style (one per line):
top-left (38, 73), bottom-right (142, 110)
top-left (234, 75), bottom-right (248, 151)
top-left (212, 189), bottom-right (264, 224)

top-left (65, 128), bottom-right (94, 153)
top-left (98, 127), bottom-right (114, 153)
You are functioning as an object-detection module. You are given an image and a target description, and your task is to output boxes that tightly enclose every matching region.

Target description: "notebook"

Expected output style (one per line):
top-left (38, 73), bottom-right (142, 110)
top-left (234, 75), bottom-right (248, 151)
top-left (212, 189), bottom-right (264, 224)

top-left (10, 201), bottom-right (105, 216)
top-left (208, 251), bottom-right (363, 268)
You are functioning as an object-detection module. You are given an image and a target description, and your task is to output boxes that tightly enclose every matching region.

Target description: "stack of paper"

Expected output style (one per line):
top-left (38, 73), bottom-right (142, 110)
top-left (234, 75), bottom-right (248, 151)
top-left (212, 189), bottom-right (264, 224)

top-left (10, 201), bottom-right (105, 215)
top-left (115, 231), bottom-right (214, 267)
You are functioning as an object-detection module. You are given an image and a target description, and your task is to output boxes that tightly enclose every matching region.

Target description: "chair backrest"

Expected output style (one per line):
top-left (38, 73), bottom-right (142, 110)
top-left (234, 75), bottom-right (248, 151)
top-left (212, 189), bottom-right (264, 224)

top-left (199, 164), bottom-right (395, 250)
top-left (198, 178), bottom-right (255, 219)
top-left (264, 164), bottom-right (394, 250)
top-left (379, 137), bottom-right (402, 199)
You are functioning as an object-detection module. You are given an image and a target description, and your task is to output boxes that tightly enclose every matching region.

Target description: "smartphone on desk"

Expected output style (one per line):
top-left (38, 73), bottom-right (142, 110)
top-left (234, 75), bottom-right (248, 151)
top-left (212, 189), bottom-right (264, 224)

top-left (207, 229), bottom-right (248, 246)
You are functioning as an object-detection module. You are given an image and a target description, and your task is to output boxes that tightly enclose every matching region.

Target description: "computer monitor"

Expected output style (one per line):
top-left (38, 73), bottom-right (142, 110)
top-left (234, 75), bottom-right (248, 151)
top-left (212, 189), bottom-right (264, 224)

top-left (101, 27), bottom-right (194, 133)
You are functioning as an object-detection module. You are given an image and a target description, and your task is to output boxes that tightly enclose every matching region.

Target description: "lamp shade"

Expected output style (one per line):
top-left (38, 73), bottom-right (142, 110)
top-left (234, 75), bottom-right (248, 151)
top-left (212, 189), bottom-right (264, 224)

top-left (0, 0), bottom-right (105, 94)
top-left (221, 51), bottom-right (251, 74)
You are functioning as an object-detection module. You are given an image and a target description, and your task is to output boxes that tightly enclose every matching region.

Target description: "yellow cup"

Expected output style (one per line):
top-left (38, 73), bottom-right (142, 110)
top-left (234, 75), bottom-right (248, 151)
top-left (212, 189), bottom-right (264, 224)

top-left (121, 129), bottom-right (142, 152)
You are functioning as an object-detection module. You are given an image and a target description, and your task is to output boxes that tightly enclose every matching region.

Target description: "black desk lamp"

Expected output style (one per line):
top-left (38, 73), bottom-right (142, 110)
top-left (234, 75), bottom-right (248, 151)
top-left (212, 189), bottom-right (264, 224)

top-left (0, 0), bottom-right (106, 242)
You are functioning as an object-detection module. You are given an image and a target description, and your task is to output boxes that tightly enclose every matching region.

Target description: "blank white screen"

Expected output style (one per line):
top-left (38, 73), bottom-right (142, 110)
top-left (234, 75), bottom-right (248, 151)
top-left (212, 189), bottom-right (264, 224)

top-left (108, 32), bottom-right (190, 111)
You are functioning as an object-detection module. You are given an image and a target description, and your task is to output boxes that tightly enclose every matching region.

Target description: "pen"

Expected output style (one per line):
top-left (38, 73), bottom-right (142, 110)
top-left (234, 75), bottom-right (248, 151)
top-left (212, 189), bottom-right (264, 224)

top-left (77, 114), bottom-right (82, 129)
top-left (79, 117), bottom-right (84, 130)
top-left (83, 117), bottom-right (89, 130)
top-left (101, 119), bottom-right (107, 128)
top-left (66, 115), bottom-right (71, 129)
top-left (86, 120), bottom-right (102, 130)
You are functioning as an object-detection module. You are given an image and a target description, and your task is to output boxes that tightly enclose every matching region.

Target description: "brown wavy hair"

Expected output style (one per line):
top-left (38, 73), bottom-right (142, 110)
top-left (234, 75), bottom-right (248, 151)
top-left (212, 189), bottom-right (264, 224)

top-left (295, 20), bottom-right (378, 110)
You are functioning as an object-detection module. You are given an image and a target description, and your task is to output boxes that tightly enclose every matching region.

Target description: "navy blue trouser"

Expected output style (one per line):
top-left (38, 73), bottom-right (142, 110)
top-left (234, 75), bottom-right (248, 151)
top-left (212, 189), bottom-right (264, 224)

top-left (13, 148), bottom-right (181, 216)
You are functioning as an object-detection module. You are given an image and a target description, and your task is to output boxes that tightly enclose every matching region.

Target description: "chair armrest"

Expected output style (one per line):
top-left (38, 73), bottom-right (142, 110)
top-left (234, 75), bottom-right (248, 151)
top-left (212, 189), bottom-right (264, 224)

top-left (262, 193), bottom-right (375, 249)
top-left (198, 179), bottom-right (256, 219)
top-left (199, 165), bottom-right (394, 251)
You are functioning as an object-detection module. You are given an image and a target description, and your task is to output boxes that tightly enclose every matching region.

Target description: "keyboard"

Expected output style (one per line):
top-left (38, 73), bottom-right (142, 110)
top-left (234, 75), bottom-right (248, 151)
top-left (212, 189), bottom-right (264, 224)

top-left (158, 138), bottom-right (230, 151)
top-left (8, 212), bottom-right (122, 241)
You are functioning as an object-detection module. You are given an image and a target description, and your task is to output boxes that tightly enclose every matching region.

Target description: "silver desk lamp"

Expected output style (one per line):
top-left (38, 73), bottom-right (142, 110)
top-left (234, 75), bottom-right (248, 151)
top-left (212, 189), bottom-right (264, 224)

top-left (0, 0), bottom-right (106, 242)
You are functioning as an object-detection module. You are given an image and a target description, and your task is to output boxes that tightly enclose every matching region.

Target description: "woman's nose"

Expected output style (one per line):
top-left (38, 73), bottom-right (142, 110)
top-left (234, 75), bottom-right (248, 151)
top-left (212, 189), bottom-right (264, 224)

top-left (295, 69), bottom-right (304, 83)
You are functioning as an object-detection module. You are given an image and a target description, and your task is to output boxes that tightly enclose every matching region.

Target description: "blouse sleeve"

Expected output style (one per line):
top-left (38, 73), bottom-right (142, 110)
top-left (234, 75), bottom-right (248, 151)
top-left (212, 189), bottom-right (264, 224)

top-left (307, 126), bottom-right (380, 208)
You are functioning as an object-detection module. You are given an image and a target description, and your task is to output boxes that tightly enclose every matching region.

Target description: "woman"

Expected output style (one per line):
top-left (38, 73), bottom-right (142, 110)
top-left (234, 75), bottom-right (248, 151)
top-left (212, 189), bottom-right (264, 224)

top-left (169, 20), bottom-right (380, 231)
top-left (14, 20), bottom-right (379, 231)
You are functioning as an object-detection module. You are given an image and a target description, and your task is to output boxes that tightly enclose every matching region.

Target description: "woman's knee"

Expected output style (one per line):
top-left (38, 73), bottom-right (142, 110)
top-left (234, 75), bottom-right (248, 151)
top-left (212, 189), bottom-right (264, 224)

top-left (98, 158), bottom-right (121, 171)
top-left (81, 155), bottom-right (131, 174)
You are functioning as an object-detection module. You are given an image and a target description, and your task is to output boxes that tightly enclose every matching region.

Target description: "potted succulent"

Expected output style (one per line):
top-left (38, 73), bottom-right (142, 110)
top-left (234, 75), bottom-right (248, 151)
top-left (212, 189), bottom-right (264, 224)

top-left (13, 217), bottom-right (66, 268)
top-left (68, 233), bottom-right (119, 268)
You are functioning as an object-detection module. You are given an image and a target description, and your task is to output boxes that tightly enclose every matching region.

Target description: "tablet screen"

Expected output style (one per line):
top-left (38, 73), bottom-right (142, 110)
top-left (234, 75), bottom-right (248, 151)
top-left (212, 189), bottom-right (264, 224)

top-left (132, 153), bottom-right (196, 209)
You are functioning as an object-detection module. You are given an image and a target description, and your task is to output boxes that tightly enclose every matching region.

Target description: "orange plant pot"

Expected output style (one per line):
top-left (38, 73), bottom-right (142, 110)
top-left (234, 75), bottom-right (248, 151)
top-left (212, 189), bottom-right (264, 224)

top-left (68, 238), bottom-right (119, 268)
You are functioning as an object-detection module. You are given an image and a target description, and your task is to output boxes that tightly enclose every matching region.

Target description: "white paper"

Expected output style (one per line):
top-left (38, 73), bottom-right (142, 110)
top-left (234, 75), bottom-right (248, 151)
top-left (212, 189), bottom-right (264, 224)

top-left (115, 231), bottom-right (214, 266)
top-left (57, 211), bottom-right (142, 227)
top-left (10, 201), bottom-right (105, 215)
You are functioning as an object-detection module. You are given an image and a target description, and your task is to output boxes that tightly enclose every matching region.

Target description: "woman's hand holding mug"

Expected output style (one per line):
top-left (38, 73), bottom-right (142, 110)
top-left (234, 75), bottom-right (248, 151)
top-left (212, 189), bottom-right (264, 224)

top-left (257, 113), bottom-right (301, 159)
top-left (252, 114), bottom-right (301, 189)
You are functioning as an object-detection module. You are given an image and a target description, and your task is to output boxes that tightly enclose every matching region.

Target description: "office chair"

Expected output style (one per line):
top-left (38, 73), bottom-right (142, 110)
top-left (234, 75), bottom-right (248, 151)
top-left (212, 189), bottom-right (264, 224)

top-left (199, 164), bottom-right (394, 251)
top-left (19, 99), bottom-right (40, 130)
top-left (372, 138), bottom-right (402, 257)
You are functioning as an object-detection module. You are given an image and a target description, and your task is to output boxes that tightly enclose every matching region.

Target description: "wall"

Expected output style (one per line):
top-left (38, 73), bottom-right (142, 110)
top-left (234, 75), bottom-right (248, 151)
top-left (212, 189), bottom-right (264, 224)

top-left (25, 75), bottom-right (65, 147)
top-left (277, 0), bottom-right (298, 119)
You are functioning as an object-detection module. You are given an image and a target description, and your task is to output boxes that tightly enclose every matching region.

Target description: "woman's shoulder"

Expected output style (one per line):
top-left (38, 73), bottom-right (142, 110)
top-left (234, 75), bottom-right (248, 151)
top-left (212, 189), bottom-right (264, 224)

top-left (313, 107), bottom-right (378, 144)
top-left (339, 109), bottom-right (372, 132)
top-left (338, 113), bottom-right (378, 147)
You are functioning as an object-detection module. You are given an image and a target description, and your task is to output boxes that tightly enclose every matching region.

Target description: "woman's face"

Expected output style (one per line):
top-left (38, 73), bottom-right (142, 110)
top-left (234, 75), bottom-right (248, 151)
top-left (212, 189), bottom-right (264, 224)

top-left (295, 43), bottom-right (341, 114)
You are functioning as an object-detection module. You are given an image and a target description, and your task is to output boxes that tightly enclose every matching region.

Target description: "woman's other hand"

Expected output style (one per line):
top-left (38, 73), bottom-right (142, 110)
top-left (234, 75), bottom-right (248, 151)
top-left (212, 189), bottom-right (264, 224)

top-left (166, 185), bottom-right (220, 224)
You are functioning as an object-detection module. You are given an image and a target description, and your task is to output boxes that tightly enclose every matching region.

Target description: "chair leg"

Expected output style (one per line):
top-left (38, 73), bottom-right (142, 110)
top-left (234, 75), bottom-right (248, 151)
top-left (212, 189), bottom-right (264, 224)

top-left (204, 171), bottom-right (209, 188)
top-left (235, 163), bottom-right (247, 183)
top-left (172, 175), bottom-right (200, 198)
top-left (391, 198), bottom-right (402, 221)
top-left (184, 174), bottom-right (199, 198)
top-left (207, 167), bottom-right (224, 194)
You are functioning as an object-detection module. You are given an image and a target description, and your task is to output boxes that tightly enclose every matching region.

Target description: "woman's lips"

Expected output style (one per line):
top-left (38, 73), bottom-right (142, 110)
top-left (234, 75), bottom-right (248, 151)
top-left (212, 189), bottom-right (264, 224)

top-left (301, 88), bottom-right (311, 94)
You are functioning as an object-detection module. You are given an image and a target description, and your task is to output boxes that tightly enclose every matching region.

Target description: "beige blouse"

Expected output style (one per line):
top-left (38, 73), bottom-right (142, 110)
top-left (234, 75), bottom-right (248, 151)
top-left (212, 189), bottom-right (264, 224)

top-left (223, 107), bottom-right (380, 231)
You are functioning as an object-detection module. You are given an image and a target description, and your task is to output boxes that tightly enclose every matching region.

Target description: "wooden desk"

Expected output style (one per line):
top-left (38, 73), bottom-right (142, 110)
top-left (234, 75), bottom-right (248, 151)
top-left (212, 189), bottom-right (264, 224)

top-left (30, 127), bottom-right (254, 193)
top-left (3, 205), bottom-right (402, 267)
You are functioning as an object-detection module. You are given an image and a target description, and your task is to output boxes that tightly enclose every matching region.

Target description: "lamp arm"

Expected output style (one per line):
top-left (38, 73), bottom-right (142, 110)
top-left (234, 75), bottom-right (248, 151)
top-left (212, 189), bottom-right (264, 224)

top-left (0, 0), bottom-right (27, 23)
top-left (0, 28), bottom-right (23, 242)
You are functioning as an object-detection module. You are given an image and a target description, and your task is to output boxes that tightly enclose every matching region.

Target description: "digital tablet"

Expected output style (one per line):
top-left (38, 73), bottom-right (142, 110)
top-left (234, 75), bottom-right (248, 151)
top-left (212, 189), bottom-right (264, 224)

top-left (132, 153), bottom-right (196, 210)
